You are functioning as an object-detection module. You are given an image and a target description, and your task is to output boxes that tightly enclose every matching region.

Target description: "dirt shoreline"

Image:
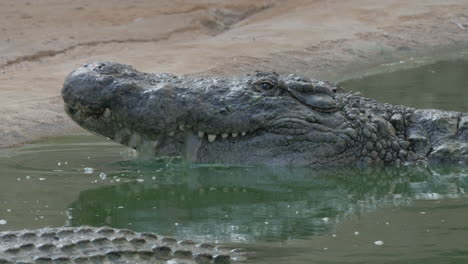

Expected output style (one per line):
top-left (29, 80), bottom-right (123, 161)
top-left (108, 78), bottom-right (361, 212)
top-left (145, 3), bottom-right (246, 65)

top-left (1, 0), bottom-right (467, 148)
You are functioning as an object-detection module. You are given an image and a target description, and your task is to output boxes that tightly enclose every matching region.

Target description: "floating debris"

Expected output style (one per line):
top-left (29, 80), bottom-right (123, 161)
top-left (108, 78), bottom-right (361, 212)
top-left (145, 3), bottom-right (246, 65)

top-left (84, 167), bottom-right (94, 174)
top-left (374, 240), bottom-right (384, 246)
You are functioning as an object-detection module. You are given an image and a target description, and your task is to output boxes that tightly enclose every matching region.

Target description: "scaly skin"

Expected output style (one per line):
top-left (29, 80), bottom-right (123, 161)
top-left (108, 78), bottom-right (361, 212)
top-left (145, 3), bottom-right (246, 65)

top-left (0, 226), bottom-right (241, 263)
top-left (62, 62), bottom-right (468, 166)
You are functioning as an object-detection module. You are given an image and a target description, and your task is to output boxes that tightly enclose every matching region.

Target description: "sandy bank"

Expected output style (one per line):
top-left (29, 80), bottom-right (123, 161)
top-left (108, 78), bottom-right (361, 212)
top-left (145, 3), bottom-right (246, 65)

top-left (1, 0), bottom-right (467, 147)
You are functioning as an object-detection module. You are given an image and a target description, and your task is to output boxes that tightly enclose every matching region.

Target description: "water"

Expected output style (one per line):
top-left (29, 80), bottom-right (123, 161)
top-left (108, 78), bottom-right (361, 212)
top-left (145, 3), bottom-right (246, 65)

top-left (339, 60), bottom-right (468, 113)
top-left (0, 134), bottom-right (128, 231)
top-left (0, 60), bottom-right (467, 263)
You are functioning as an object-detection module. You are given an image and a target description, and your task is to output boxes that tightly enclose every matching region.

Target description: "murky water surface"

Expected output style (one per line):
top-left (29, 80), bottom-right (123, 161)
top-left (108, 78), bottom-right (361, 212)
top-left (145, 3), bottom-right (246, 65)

top-left (340, 59), bottom-right (468, 112)
top-left (0, 60), bottom-right (467, 263)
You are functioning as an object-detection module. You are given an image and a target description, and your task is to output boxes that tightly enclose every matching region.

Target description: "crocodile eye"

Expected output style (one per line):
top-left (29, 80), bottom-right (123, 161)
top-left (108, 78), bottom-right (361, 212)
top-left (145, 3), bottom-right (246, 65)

top-left (259, 81), bottom-right (274, 90)
top-left (253, 80), bottom-right (277, 92)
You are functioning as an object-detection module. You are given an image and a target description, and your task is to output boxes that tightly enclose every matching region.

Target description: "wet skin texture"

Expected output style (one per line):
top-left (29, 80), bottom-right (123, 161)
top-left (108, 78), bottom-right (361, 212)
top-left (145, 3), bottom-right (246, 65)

top-left (0, 226), bottom-right (238, 263)
top-left (62, 62), bottom-right (468, 167)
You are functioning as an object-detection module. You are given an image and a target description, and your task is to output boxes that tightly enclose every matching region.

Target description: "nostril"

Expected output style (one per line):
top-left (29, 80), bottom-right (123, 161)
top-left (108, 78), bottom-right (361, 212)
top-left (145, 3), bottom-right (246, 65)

top-left (96, 63), bottom-right (105, 70)
top-left (66, 106), bottom-right (77, 115)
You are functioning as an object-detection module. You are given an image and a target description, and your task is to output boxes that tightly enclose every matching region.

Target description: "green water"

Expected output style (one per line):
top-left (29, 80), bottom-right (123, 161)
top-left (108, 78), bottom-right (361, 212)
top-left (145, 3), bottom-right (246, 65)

top-left (0, 60), bottom-right (468, 263)
top-left (339, 60), bottom-right (468, 113)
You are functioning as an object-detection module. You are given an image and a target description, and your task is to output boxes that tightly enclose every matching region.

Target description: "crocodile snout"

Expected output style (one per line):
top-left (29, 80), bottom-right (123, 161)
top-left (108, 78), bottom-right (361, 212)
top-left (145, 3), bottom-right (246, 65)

top-left (62, 62), bottom-right (117, 112)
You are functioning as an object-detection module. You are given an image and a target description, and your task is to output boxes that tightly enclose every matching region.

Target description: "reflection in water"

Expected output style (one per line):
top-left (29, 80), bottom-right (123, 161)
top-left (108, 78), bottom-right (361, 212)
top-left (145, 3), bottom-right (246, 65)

top-left (68, 161), bottom-right (467, 243)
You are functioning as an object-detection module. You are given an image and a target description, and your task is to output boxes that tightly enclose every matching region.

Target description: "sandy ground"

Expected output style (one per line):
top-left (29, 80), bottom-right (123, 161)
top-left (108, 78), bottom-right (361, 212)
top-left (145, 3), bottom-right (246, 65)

top-left (1, 0), bottom-right (467, 148)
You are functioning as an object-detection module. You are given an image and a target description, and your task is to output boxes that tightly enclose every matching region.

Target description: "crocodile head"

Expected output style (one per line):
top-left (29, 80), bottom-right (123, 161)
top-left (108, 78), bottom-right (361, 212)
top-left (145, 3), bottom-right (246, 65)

top-left (62, 61), bottom-right (396, 166)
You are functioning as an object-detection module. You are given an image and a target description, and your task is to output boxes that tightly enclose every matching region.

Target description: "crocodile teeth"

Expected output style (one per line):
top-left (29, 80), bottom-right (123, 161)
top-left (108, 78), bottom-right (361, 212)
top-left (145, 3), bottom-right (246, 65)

top-left (198, 131), bottom-right (205, 138)
top-left (232, 133), bottom-right (238, 138)
top-left (221, 133), bottom-right (228, 139)
top-left (208, 134), bottom-right (217, 142)
top-left (103, 108), bottom-right (111, 118)
top-left (178, 124), bottom-right (185, 131)
top-left (241, 132), bottom-right (246, 136)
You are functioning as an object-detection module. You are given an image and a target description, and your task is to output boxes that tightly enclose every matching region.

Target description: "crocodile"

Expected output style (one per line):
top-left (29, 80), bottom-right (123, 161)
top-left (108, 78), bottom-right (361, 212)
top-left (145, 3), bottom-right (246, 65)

top-left (62, 61), bottom-right (468, 167)
top-left (0, 226), bottom-right (243, 263)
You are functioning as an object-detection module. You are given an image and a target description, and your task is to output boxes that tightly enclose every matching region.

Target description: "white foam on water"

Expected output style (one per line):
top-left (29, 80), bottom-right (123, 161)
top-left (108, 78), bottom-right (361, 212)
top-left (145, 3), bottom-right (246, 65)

top-left (84, 167), bottom-right (94, 174)
top-left (374, 240), bottom-right (384, 246)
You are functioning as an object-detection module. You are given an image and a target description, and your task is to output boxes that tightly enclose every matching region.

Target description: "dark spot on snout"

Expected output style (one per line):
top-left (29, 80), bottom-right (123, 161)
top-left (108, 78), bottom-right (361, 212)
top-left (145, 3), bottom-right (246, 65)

top-left (96, 63), bottom-right (105, 70)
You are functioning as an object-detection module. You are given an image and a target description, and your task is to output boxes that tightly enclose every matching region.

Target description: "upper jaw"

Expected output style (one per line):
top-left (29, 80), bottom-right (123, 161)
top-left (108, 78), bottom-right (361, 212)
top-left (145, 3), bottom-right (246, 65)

top-left (157, 117), bottom-right (260, 143)
top-left (62, 64), bottom-right (115, 117)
